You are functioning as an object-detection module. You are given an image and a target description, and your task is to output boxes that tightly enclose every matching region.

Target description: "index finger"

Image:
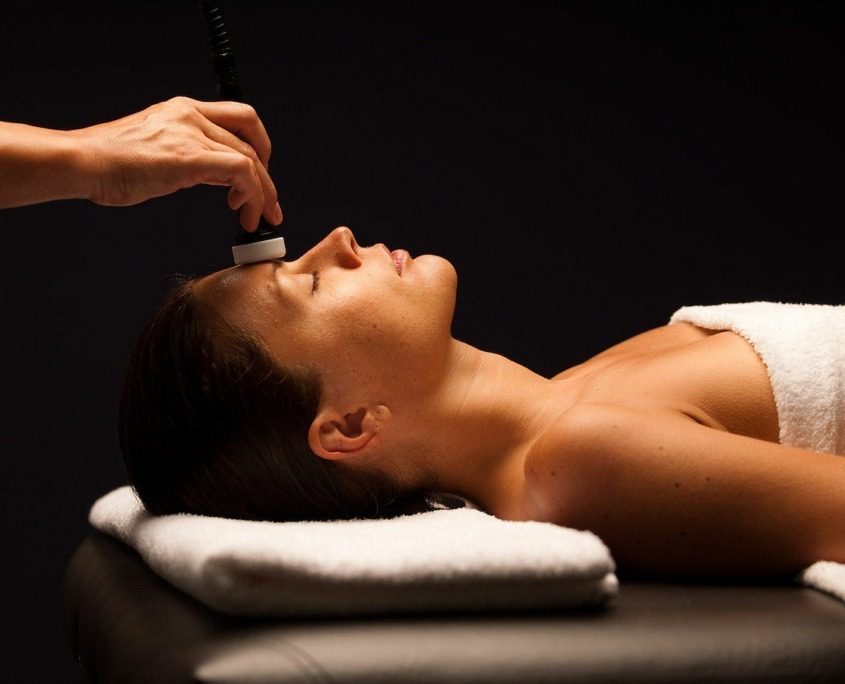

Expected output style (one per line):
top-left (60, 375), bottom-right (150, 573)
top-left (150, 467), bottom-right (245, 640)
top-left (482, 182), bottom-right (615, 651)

top-left (190, 99), bottom-right (273, 167)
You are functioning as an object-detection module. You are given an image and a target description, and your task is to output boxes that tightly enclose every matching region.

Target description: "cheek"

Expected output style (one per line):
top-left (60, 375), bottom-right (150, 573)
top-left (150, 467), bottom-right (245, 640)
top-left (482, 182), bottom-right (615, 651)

top-left (303, 260), bottom-right (456, 362)
top-left (301, 302), bottom-right (402, 378)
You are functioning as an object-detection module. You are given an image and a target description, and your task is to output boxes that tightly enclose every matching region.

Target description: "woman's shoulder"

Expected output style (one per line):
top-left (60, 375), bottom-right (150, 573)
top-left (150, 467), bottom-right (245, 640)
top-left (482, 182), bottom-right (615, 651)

top-left (527, 402), bottom-right (658, 467)
top-left (522, 402), bottom-right (667, 521)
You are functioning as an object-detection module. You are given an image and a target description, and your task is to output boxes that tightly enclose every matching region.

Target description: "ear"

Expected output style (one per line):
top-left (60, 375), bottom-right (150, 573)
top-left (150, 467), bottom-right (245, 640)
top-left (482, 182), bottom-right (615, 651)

top-left (307, 404), bottom-right (391, 462)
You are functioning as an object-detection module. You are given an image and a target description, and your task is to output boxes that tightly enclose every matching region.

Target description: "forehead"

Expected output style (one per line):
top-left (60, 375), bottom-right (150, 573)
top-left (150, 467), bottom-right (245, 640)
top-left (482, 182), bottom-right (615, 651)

top-left (197, 262), bottom-right (253, 289)
top-left (193, 262), bottom-right (278, 323)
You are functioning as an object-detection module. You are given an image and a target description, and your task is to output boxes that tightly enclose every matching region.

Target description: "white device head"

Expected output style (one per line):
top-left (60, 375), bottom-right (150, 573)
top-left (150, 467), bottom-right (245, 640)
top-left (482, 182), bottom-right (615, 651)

top-left (231, 236), bottom-right (287, 265)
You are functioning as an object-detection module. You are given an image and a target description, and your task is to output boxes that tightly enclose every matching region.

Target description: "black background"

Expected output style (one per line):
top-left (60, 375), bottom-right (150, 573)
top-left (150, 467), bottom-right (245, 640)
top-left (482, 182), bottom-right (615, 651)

top-left (1, 1), bottom-right (842, 681)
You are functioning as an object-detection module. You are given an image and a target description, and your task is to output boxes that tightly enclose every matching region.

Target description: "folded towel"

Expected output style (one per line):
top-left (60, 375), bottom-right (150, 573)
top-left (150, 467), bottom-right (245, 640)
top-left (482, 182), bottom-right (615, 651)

top-left (670, 301), bottom-right (845, 603)
top-left (89, 486), bottom-right (618, 617)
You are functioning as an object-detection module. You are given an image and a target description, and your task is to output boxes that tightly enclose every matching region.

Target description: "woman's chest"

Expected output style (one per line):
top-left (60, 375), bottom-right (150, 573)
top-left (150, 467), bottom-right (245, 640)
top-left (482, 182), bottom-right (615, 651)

top-left (560, 329), bottom-right (780, 443)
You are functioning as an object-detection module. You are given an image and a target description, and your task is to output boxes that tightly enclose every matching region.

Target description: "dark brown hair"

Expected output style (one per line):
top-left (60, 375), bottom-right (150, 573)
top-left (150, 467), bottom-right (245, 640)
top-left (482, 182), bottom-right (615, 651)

top-left (118, 275), bottom-right (413, 521)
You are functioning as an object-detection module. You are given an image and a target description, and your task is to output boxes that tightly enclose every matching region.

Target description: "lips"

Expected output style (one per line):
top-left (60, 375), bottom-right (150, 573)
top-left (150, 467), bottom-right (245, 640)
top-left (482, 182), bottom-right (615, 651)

top-left (390, 249), bottom-right (410, 276)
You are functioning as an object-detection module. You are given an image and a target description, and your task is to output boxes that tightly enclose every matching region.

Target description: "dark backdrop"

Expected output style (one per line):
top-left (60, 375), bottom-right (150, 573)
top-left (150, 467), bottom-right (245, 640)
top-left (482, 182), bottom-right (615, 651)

top-left (1, 1), bottom-right (842, 681)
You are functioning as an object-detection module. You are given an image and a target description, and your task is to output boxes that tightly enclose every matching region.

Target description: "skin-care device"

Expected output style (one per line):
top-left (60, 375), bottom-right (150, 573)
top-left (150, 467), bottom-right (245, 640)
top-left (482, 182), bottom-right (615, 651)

top-left (198, 0), bottom-right (286, 265)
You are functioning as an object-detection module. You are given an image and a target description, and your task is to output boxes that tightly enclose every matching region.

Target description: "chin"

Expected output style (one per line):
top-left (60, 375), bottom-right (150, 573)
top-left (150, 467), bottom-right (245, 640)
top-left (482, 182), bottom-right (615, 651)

top-left (415, 254), bottom-right (458, 291)
top-left (415, 255), bottom-right (457, 308)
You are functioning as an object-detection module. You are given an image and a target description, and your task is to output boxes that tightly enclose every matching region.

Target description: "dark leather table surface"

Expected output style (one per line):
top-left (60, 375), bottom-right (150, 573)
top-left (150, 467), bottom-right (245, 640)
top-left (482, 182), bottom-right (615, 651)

top-left (63, 531), bottom-right (845, 683)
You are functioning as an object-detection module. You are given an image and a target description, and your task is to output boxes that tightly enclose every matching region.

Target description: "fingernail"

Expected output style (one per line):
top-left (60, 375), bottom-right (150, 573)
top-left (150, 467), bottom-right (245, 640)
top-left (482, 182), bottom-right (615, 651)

top-left (272, 202), bottom-right (283, 224)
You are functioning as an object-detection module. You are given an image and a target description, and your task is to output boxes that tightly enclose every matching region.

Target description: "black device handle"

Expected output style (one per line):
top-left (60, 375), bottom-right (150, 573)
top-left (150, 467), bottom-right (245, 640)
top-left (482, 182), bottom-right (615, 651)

top-left (198, 0), bottom-right (280, 248)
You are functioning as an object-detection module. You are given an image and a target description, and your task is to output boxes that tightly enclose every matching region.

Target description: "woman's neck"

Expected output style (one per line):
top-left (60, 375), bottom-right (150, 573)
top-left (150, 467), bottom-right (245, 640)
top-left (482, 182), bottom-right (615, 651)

top-left (392, 340), bottom-right (575, 512)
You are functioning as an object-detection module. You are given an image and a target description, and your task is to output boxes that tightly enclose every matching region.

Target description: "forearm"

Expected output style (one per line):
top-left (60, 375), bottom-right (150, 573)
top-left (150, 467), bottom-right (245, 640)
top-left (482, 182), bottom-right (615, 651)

top-left (0, 99), bottom-right (282, 228)
top-left (0, 122), bottom-right (90, 208)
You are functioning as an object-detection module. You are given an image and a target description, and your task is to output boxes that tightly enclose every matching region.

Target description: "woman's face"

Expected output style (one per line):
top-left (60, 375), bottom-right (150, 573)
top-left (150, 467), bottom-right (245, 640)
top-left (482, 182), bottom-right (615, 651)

top-left (195, 226), bottom-right (458, 402)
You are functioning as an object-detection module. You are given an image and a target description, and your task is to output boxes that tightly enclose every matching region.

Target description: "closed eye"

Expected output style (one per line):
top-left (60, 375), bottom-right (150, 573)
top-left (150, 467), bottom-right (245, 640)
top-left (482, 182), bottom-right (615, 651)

top-left (311, 271), bottom-right (320, 293)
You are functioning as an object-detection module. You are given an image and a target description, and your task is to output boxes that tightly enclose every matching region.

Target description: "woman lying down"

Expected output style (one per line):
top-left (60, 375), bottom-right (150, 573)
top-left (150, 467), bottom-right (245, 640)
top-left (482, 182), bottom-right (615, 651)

top-left (119, 226), bottom-right (845, 581)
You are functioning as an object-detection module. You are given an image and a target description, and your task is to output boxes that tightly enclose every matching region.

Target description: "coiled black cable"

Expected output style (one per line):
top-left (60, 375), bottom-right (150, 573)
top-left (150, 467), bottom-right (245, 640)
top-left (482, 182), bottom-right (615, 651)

top-left (198, 0), bottom-right (243, 101)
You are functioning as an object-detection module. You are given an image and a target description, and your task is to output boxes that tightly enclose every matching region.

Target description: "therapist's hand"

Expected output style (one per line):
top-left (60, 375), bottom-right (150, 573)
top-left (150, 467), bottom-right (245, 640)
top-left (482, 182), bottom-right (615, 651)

top-left (73, 96), bottom-right (282, 231)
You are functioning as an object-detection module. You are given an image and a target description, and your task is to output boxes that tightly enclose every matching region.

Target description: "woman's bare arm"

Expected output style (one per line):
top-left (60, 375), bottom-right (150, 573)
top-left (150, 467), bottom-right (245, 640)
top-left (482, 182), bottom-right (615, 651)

top-left (536, 403), bottom-right (845, 580)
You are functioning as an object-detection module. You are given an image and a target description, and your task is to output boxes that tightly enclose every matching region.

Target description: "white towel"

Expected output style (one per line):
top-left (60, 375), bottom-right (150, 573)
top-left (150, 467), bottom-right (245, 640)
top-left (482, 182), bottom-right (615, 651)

top-left (89, 485), bottom-right (618, 617)
top-left (670, 301), bottom-right (845, 604)
top-left (669, 301), bottom-right (845, 454)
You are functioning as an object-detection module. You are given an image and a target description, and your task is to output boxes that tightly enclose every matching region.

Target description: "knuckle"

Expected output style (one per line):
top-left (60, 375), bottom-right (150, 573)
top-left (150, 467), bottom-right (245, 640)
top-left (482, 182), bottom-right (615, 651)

top-left (161, 97), bottom-right (197, 120)
top-left (166, 96), bottom-right (194, 115)
top-left (235, 155), bottom-right (256, 177)
top-left (236, 102), bottom-right (257, 119)
top-left (241, 141), bottom-right (258, 161)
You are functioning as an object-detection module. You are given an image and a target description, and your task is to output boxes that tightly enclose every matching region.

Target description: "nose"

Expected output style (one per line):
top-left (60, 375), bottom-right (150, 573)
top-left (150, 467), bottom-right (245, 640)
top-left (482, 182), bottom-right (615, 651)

top-left (299, 226), bottom-right (362, 270)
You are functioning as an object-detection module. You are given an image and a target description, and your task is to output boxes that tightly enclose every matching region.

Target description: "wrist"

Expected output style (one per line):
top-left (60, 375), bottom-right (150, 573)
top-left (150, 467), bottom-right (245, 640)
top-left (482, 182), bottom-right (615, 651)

top-left (58, 128), bottom-right (98, 202)
top-left (0, 122), bottom-right (93, 208)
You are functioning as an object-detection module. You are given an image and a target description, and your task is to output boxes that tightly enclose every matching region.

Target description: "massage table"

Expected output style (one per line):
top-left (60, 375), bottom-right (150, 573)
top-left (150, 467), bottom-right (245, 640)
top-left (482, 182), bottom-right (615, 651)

top-left (63, 530), bottom-right (845, 683)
